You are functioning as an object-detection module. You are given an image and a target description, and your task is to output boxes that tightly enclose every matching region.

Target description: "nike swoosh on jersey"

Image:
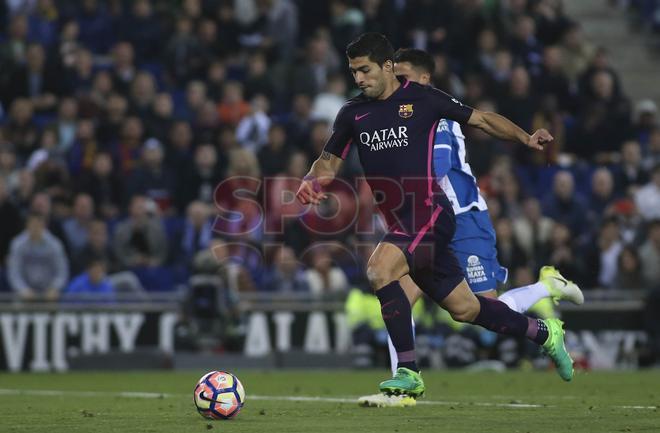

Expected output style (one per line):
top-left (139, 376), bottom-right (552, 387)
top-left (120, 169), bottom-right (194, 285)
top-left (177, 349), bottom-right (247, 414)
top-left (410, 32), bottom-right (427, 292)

top-left (355, 112), bottom-right (371, 121)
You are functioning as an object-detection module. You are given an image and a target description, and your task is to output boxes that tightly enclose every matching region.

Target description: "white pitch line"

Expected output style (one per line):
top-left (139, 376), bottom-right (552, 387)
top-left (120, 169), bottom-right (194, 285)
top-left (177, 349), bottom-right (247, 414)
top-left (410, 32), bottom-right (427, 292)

top-left (0, 389), bottom-right (655, 410)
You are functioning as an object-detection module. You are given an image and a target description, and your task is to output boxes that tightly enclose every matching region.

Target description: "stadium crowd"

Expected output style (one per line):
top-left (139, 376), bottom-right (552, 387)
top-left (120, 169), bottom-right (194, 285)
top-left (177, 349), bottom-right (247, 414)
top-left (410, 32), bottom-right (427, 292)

top-left (0, 0), bottom-right (658, 306)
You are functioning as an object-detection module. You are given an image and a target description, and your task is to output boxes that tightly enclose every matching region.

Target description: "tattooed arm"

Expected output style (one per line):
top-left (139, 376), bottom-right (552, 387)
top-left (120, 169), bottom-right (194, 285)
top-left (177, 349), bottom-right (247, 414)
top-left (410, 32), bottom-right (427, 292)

top-left (296, 151), bottom-right (344, 205)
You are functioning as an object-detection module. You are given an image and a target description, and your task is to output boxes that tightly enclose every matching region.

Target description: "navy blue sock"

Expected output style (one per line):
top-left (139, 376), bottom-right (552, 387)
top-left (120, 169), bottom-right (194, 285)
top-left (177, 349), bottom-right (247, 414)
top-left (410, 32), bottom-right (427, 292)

top-left (472, 296), bottom-right (545, 343)
top-left (376, 281), bottom-right (418, 372)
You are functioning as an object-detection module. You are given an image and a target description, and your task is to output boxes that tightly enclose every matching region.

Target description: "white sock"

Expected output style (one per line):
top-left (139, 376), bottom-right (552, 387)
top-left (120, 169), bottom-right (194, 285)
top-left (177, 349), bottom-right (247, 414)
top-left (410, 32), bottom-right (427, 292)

top-left (498, 282), bottom-right (550, 313)
top-left (387, 317), bottom-right (415, 376)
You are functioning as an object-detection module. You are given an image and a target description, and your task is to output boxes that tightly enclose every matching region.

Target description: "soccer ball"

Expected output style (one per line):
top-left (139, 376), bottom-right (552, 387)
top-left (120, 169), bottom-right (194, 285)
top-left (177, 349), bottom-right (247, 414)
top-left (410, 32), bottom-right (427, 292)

top-left (193, 371), bottom-right (245, 419)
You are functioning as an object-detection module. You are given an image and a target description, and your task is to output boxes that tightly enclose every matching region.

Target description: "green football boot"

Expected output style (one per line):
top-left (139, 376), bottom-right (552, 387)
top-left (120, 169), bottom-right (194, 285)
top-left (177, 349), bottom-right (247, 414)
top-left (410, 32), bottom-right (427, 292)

top-left (542, 318), bottom-right (574, 382)
top-left (539, 266), bottom-right (584, 306)
top-left (379, 367), bottom-right (425, 398)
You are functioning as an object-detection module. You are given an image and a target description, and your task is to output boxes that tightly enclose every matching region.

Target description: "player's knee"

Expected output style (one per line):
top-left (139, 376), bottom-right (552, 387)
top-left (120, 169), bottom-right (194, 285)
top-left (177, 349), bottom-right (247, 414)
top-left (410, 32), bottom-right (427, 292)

top-left (366, 263), bottom-right (391, 290)
top-left (448, 298), bottom-right (480, 322)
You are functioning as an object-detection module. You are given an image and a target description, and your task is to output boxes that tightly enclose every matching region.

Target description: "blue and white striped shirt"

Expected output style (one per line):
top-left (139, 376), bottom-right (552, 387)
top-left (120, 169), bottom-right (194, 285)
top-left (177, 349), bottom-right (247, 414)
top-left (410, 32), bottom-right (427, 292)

top-left (433, 119), bottom-right (488, 214)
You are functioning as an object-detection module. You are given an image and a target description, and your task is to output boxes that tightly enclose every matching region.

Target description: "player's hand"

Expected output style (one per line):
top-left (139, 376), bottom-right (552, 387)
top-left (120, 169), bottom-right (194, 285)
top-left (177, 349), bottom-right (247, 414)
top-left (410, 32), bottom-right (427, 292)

top-left (296, 176), bottom-right (327, 205)
top-left (527, 129), bottom-right (553, 150)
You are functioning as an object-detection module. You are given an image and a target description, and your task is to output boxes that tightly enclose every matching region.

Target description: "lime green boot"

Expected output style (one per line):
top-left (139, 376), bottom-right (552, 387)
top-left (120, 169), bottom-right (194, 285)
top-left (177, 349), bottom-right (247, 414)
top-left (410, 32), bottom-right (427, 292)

top-left (379, 367), bottom-right (425, 397)
top-left (542, 318), bottom-right (574, 381)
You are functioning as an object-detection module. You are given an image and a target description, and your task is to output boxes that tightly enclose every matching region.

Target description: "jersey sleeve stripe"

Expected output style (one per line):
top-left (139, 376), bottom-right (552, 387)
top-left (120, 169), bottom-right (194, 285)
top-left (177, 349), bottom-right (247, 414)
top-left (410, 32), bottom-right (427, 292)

top-left (433, 144), bottom-right (452, 149)
top-left (340, 138), bottom-right (353, 159)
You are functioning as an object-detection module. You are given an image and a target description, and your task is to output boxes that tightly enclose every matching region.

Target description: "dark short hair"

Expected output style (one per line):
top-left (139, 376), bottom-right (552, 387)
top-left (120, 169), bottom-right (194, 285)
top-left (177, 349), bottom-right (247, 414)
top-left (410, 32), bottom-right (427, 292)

top-left (346, 32), bottom-right (394, 67)
top-left (393, 48), bottom-right (435, 76)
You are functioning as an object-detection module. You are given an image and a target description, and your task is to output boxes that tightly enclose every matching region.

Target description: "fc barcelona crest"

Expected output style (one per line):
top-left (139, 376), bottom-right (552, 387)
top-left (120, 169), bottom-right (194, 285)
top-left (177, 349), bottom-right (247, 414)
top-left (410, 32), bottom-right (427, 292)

top-left (399, 104), bottom-right (413, 118)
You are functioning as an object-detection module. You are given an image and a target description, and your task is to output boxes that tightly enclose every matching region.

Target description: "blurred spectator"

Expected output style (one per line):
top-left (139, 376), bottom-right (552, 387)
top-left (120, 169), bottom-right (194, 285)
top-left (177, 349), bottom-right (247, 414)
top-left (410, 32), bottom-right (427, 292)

top-left (498, 171), bottom-right (525, 219)
top-left (6, 43), bottom-right (61, 112)
top-left (288, 32), bottom-right (340, 98)
top-left (578, 46), bottom-right (622, 106)
top-left (7, 211), bottom-right (69, 301)
top-left (634, 164), bottom-right (660, 221)
top-left (572, 70), bottom-right (631, 161)
top-left (431, 52), bottom-right (465, 99)
top-left (0, 14), bottom-right (29, 79)
top-left (181, 80), bottom-right (207, 122)
top-left (639, 220), bottom-right (660, 288)
top-left (25, 124), bottom-right (71, 197)
top-left (236, 94), bottom-right (271, 152)
top-left (533, 0), bottom-right (572, 46)
top-left (498, 66), bottom-right (538, 139)
top-left (513, 198), bottom-right (553, 264)
top-left (303, 247), bottom-right (349, 297)
top-left (261, 245), bottom-right (310, 292)
top-left (62, 192), bottom-right (94, 255)
top-left (536, 45), bottom-right (574, 113)
top-left (29, 191), bottom-right (66, 247)
top-left (542, 171), bottom-right (587, 235)
top-left (146, 93), bottom-right (174, 143)
top-left (52, 97), bottom-right (78, 155)
top-left (644, 129), bottom-right (660, 171)
top-left (175, 201), bottom-right (214, 266)
top-left (510, 15), bottom-right (543, 76)
top-left (166, 121), bottom-right (194, 175)
top-left (615, 140), bottom-right (649, 195)
top-left (495, 217), bottom-right (528, 274)
top-left (588, 167), bottom-right (616, 226)
top-left (78, 152), bottom-right (123, 219)
top-left (559, 22), bottom-right (596, 84)
top-left (217, 81), bottom-right (250, 127)
top-left (14, 169), bottom-right (36, 212)
top-left (258, 124), bottom-right (292, 177)
top-left (311, 73), bottom-right (347, 123)
top-left (71, 219), bottom-right (118, 275)
top-left (631, 99), bottom-right (658, 148)
top-left (64, 255), bottom-right (114, 298)
top-left (65, 47), bottom-right (94, 97)
top-left (401, 0), bottom-right (449, 54)
top-left (126, 138), bottom-right (175, 212)
top-left (176, 143), bottom-right (222, 211)
top-left (330, 0), bottom-right (364, 52)
top-left (463, 101), bottom-right (502, 177)
top-left (110, 42), bottom-right (136, 95)
top-left (96, 93), bottom-right (128, 145)
top-left (58, 20), bottom-right (81, 71)
top-left (113, 195), bottom-right (168, 268)
top-left (118, 0), bottom-right (161, 61)
top-left (3, 98), bottom-right (39, 160)
top-left (76, 0), bottom-right (116, 54)
top-left (66, 118), bottom-right (98, 176)
top-left (545, 222), bottom-right (582, 283)
top-left (164, 16), bottom-right (204, 86)
top-left (0, 177), bottom-right (23, 266)
top-left (283, 93), bottom-right (314, 149)
top-left (27, 0), bottom-right (59, 48)
top-left (129, 71), bottom-right (157, 118)
top-left (584, 217), bottom-right (624, 289)
top-left (116, 116), bottom-right (145, 174)
top-left (244, 51), bottom-right (275, 100)
top-left (614, 246), bottom-right (645, 290)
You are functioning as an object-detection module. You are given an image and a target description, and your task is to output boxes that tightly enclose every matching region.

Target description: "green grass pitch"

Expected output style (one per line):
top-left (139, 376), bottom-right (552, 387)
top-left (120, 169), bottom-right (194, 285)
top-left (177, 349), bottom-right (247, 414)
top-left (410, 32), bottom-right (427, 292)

top-left (1, 370), bottom-right (659, 433)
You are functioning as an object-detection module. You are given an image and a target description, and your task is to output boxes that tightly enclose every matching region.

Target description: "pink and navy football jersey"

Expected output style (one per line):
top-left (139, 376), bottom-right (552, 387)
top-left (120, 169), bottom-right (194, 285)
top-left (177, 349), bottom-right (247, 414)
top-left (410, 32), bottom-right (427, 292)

top-left (323, 78), bottom-right (473, 234)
